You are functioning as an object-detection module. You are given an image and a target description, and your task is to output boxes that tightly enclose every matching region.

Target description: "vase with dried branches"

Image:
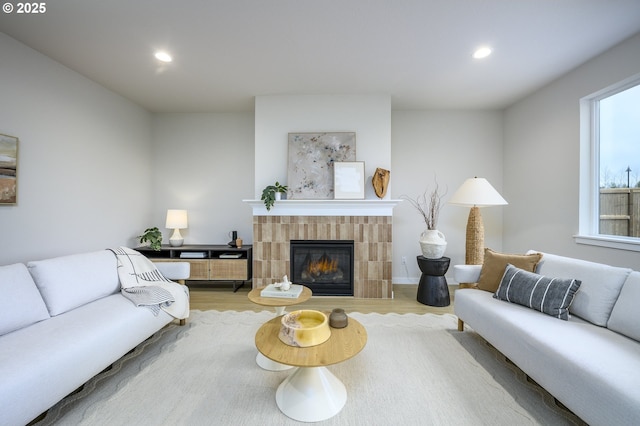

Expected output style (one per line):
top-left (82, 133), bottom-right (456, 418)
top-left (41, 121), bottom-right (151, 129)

top-left (403, 181), bottom-right (448, 259)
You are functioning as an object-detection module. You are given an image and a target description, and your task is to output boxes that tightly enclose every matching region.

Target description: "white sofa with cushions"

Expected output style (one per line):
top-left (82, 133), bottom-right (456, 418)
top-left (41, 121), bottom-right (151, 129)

top-left (0, 250), bottom-right (189, 426)
top-left (454, 250), bottom-right (640, 426)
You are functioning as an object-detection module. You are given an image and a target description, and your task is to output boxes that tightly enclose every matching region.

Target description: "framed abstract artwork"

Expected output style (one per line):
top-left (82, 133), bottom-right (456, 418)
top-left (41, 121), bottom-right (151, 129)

top-left (334, 161), bottom-right (365, 199)
top-left (0, 133), bottom-right (18, 205)
top-left (287, 132), bottom-right (356, 199)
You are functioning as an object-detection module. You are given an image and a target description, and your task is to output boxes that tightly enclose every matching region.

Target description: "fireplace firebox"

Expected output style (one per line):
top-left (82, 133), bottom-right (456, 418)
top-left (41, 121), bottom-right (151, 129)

top-left (290, 240), bottom-right (354, 296)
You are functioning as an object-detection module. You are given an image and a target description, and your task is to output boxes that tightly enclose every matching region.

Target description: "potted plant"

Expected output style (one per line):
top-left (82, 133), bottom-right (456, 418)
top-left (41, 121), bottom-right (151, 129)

top-left (402, 180), bottom-right (448, 259)
top-left (138, 227), bottom-right (163, 251)
top-left (261, 181), bottom-right (288, 211)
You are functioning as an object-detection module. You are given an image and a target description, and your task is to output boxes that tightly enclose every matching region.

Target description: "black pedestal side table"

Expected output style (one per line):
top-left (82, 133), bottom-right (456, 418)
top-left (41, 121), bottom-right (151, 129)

top-left (416, 256), bottom-right (450, 307)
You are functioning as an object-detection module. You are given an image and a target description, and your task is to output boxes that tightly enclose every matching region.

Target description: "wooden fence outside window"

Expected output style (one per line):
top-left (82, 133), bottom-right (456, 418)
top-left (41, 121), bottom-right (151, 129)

top-left (599, 188), bottom-right (640, 237)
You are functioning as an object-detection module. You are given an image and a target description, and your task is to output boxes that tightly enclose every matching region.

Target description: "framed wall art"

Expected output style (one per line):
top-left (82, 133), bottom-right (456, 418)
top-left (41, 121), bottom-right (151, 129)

top-left (0, 133), bottom-right (18, 205)
top-left (334, 161), bottom-right (365, 199)
top-left (287, 132), bottom-right (356, 199)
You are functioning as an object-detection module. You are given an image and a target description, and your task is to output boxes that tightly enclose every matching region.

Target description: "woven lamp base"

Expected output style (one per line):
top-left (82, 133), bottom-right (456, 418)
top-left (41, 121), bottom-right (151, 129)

top-left (465, 206), bottom-right (484, 265)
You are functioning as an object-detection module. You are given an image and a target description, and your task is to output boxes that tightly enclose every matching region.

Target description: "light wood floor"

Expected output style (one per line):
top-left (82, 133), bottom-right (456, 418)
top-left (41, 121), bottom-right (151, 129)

top-left (189, 282), bottom-right (456, 315)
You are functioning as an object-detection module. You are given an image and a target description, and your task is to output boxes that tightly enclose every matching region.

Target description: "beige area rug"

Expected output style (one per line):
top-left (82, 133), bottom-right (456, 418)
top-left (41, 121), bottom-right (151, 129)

top-left (38, 310), bottom-right (585, 425)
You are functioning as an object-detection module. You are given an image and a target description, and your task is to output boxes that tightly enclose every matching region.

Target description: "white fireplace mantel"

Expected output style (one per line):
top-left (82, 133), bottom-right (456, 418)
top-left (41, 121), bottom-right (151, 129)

top-left (243, 199), bottom-right (402, 216)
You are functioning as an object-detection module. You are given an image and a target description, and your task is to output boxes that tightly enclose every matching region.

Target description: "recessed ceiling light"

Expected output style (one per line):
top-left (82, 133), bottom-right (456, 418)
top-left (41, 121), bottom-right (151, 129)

top-left (154, 51), bottom-right (173, 63)
top-left (472, 46), bottom-right (492, 59)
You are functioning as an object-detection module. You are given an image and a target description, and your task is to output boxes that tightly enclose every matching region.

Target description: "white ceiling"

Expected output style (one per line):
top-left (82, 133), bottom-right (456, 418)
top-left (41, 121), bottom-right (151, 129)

top-left (2, 0), bottom-right (640, 113)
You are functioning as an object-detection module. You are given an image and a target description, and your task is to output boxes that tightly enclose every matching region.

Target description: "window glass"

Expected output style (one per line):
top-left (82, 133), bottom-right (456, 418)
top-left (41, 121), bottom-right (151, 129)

top-left (597, 83), bottom-right (640, 238)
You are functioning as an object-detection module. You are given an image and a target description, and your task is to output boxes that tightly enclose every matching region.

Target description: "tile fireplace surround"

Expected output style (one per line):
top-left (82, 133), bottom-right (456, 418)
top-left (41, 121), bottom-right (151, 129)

top-left (246, 200), bottom-right (400, 298)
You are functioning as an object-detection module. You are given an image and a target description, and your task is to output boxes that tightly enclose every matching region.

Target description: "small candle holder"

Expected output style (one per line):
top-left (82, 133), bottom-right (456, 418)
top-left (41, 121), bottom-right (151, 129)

top-left (329, 308), bottom-right (348, 328)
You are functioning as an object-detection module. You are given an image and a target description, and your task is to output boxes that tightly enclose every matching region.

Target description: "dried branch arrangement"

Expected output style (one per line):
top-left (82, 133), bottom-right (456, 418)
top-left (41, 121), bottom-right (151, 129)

top-left (402, 180), bottom-right (447, 230)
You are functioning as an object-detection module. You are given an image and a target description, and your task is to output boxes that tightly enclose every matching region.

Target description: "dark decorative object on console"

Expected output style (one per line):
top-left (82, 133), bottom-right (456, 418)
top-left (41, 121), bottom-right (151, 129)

top-left (228, 231), bottom-right (238, 247)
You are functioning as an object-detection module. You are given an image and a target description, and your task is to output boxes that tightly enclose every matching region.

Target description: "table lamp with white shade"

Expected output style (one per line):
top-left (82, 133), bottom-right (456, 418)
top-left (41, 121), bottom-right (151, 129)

top-left (448, 177), bottom-right (507, 265)
top-left (166, 209), bottom-right (188, 247)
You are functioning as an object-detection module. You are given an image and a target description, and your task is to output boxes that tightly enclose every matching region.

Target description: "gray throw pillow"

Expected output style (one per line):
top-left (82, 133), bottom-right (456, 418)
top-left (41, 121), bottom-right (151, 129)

top-left (494, 264), bottom-right (581, 320)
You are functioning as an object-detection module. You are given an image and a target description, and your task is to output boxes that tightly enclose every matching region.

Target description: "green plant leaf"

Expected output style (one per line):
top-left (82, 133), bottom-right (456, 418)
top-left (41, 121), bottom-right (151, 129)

top-left (138, 226), bottom-right (162, 250)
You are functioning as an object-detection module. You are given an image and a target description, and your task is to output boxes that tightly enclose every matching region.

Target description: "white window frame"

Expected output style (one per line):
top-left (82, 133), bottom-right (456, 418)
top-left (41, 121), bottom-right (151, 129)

top-left (576, 73), bottom-right (640, 252)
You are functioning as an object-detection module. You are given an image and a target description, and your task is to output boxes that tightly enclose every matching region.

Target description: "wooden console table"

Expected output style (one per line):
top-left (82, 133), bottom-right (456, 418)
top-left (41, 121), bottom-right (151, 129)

top-left (137, 244), bottom-right (252, 292)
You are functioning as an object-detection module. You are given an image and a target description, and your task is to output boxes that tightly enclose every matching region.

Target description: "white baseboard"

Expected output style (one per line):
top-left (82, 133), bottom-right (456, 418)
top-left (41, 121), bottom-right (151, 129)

top-left (392, 277), bottom-right (419, 284)
top-left (392, 277), bottom-right (459, 285)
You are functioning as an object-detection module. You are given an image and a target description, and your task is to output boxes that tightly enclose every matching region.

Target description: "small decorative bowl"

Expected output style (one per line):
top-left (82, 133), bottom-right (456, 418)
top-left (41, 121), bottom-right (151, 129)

top-left (278, 310), bottom-right (331, 347)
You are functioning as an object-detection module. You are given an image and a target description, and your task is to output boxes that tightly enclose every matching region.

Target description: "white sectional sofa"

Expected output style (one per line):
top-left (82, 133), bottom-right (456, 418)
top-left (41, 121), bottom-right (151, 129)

top-left (0, 250), bottom-right (189, 426)
top-left (454, 250), bottom-right (640, 426)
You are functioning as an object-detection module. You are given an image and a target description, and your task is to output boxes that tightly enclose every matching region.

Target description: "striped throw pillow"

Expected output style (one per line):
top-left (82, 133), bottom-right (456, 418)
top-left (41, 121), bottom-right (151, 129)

top-left (494, 264), bottom-right (581, 320)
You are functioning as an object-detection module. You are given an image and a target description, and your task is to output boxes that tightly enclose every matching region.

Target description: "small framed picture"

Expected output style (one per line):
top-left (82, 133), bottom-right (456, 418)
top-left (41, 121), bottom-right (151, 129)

top-left (334, 161), bottom-right (365, 199)
top-left (0, 133), bottom-right (18, 205)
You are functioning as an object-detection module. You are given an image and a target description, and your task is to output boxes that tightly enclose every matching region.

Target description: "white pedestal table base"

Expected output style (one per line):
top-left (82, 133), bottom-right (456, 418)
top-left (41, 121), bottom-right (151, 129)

top-left (275, 366), bottom-right (347, 422)
top-left (256, 352), bottom-right (294, 371)
top-left (255, 305), bottom-right (293, 371)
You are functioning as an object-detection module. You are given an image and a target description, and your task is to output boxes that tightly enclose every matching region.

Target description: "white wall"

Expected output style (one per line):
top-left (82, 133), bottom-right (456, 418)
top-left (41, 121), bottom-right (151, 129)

top-left (254, 95), bottom-right (391, 199)
top-left (503, 32), bottom-right (640, 269)
top-left (151, 113), bottom-right (255, 245)
top-left (0, 34), bottom-right (153, 264)
top-left (391, 110), bottom-right (505, 282)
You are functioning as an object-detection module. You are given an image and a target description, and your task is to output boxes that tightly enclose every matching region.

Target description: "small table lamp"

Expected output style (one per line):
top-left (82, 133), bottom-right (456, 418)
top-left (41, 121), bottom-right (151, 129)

top-left (166, 209), bottom-right (188, 247)
top-left (448, 177), bottom-right (507, 265)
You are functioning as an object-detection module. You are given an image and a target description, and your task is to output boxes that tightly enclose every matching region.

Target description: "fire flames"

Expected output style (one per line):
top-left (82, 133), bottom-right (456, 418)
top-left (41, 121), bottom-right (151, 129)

top-left (305, 254), bottom-right (338, 277)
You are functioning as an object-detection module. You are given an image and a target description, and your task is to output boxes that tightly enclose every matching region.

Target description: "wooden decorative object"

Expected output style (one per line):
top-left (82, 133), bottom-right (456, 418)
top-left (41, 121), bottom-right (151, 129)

top-left (372, 168), bottom-right (390, 198)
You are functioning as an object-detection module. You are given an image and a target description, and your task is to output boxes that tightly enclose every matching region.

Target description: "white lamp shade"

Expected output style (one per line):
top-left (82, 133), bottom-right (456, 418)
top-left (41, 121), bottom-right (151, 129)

top-left (166, 209), bottom-right (188, 229)
top-left (448, 177), bottom-right (508, 207)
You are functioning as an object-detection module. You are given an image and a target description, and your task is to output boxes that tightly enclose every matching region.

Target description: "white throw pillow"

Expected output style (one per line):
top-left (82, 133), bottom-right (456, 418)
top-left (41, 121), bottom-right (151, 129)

top-left (534, 252), bottom-right (631, 326)
top-left (28, 251), bottom-right (119, 316)
top-left (607, 272), bottom-right (640, 342)
top-left (0, 263), bottom-right (50, 335)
